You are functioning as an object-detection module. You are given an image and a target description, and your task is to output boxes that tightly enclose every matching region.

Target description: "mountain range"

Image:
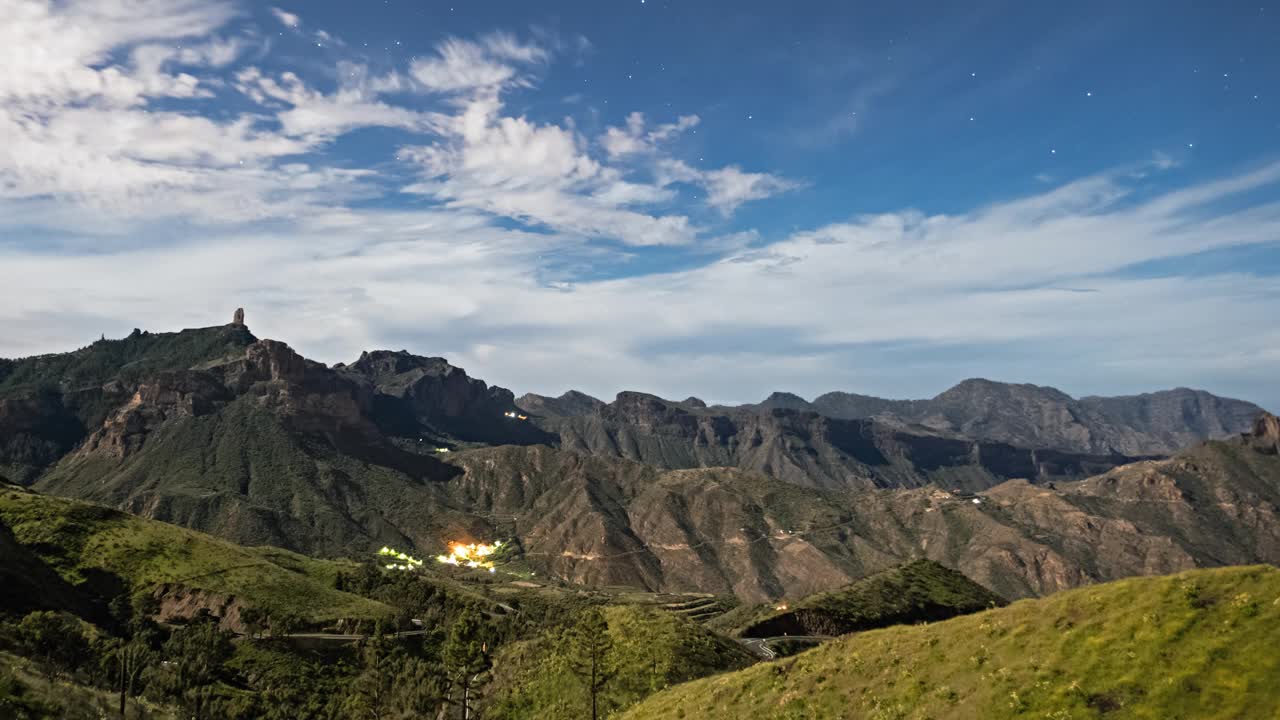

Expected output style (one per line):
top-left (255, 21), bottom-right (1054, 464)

top-left (520, 379), bottom-right (1263, 457)
top-left (3, 315), bottom-right (1278, 605)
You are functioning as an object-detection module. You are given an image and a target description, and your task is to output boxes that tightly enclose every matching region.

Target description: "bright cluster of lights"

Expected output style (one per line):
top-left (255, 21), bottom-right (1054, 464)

top-left (435, 540), bottom-right (503, 573)
top-left (378, 546), bottom-right (424, 571)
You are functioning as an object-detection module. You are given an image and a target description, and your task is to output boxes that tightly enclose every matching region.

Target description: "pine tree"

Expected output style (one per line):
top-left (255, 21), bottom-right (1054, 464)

top-left (442, 607), bottom-right (490, 719)
top-left (567, 607), bottom-right (615, 720)
top-left (114, 637), bottom-right (152, 719)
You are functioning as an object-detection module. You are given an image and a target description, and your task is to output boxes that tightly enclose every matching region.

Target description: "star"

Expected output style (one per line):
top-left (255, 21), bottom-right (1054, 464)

top-left (1050, 149), bottom-right (1057, 155)
top-left (1086, 91), bottom-right (1093, 97)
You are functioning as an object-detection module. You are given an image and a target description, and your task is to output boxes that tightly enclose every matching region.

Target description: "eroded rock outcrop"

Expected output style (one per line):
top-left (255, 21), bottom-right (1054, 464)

top-left (78, 371), bottom-right (232, 458)
top-left (1249, 412), bottom-right (1280, 454)
top-left (343, 350), bottom-right (552, 445)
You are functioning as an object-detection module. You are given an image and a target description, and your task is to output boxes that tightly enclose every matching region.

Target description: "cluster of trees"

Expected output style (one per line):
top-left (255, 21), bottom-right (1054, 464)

top-left (484, 603), bottom-right (756, 720)
top-left (0, 557), bottom-right (729, 719)
top-left (0, 558), bottom-right (598, 719)
top-left (0, 602), bottom-right (508, 719)
top-left (0, 599), bottom-right (232, 719)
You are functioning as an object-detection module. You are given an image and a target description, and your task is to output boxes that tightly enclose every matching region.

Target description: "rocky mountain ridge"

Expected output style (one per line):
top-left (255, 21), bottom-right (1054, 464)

top-left (535, 390), bottom-right (1144, 492)
top-left (520, 378), bottom-right (1263, 455)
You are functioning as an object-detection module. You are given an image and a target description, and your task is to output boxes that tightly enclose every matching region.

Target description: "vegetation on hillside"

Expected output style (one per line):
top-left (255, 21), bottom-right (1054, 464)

top-left (0, 486), bottom-right (391, 627)
top-left (0, 649), bottom-right (178, 719)
top-left (624, 565), bottom-right (1280, 720)
top-left (0, 324), bottom-right (257, 483)
top-left (34, 395), bottom-right (468, 556)
top-left (721, 559), bottom-right (1005, 639)
top-left (0, 485), bottom-right (754, 718)
top-left (484, 604), bottom-right (755, 720)
top-left (0, 324), bottom-right (255, 398)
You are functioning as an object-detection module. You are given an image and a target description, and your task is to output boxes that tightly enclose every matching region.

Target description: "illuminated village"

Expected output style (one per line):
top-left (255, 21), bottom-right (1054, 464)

top-left (376, 540), bottom-right (506, 574)
top-left (376, 546), bottom-right (425, 571)
top-left (435, 540), bottom-right (503, 573)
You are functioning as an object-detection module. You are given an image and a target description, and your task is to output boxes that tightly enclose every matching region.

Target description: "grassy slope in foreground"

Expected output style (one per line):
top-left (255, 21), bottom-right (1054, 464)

top-left (0, 486), bottom-right (391, 626)
top-left (625, 565), bottom-right (1280, 720)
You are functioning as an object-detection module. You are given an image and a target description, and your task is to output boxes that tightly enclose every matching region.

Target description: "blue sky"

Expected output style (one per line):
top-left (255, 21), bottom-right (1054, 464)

top-left (0, 0), bottom-right (1278, 409)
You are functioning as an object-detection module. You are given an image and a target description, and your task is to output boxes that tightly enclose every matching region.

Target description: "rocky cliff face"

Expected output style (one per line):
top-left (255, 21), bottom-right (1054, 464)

top-left (72, 339), bottom-right (386, 462)
top-left (536, 392), bottom-right (1141, 492)
top-left (0, 323), bottom-right (258, 482)
top-left (0, 390), bottom-right (85, 482)
top-left (343, 350), bottom-right (553, 446)
top-left (76, 371), bottom-right (233, 459)
top-left (1246, 411), bottom-right (1280, 454)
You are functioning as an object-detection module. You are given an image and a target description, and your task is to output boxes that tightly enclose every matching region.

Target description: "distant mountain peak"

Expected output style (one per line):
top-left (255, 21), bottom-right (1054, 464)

top-left (515, 389), bottom-right (605, 417)
top-left (759, 391), bottom-right (812, 410)
top-left (939, 377), bottom-right (1072, 400)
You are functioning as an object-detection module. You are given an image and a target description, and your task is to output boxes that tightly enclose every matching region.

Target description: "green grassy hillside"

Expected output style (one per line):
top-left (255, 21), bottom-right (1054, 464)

top-left (0, 486), bottom-right (391, 627)
top-left (624, 565), bottom-right (1280, 720)
top-left (718, 560), bottom-right (1005, 639)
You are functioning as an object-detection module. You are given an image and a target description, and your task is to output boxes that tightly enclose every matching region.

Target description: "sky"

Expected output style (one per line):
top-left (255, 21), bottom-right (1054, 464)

top-left (1, 0), bottom-right (1278, 409)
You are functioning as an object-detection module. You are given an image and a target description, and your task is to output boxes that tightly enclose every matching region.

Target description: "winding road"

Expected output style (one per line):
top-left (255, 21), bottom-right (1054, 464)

top-left (736, 635), bottom-right (831, 660)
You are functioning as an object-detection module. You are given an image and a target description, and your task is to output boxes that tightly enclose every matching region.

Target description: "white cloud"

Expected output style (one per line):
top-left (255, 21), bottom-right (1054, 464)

top-left (400, 103), bottom-right (699, 245)
top-left (601, 113), bottom-right (794, 214)
top-left (270, 6), bottom-right (299, 28)
top-left (0, 5), bottom-right (786, 244)
top-left (409, 33), bottom-right (548, 93)
top-left (0, 0), bottom-right (237, 108)
top-left (654, 159), bottom-right (797, 215)
top-left (700, 166), bottom-right (800, 215)
top-left (235, 67), bottom-right (439, 140)
top-left (398, 42), bottom-right (706, 246)
top-left (601, 112), bottom-right (700, 158)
